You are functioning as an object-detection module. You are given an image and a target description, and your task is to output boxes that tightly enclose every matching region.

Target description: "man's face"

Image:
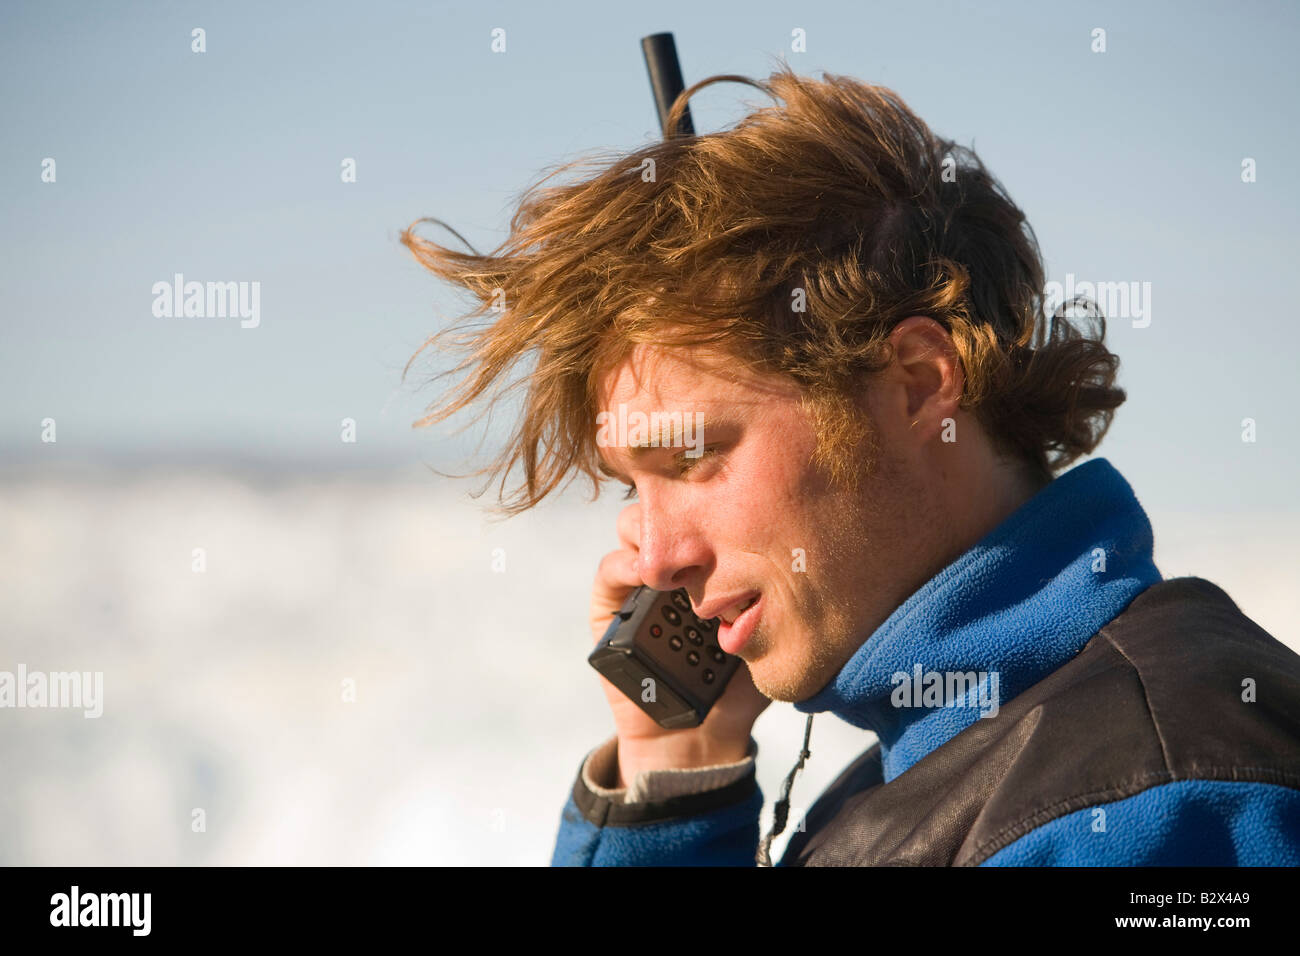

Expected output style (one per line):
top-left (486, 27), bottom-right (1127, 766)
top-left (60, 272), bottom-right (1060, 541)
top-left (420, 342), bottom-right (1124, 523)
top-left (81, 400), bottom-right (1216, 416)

top-left (595, 342), bottom-right (945, 703)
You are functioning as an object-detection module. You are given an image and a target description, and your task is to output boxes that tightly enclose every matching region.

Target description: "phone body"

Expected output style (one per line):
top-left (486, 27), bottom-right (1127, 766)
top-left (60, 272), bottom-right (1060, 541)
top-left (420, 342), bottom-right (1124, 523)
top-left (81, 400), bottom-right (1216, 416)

top-left (588, 586), bottom-right (741, 729)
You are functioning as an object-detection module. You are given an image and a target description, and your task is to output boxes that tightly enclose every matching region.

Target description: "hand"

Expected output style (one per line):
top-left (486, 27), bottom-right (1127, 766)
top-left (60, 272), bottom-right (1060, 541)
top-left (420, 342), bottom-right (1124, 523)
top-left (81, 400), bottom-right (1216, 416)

top-left (588, 502), bottom-right (771, 786)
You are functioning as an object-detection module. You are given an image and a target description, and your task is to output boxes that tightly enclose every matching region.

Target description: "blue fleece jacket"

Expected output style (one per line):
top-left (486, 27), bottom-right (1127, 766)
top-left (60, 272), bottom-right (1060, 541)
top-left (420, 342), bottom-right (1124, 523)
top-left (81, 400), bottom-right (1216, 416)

top-left (551, 457), bottom-right (1300, 866)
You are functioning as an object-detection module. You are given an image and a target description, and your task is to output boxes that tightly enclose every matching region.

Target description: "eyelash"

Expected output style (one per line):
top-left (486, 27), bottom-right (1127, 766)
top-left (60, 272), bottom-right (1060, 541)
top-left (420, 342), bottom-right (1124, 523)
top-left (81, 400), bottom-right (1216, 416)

top-left (622, 447), bottom-right (719, 500)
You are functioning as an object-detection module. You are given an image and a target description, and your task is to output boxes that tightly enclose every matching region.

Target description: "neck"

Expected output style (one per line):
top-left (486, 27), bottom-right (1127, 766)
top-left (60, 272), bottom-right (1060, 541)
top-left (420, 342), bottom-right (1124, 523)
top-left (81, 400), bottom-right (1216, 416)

top-left (930, 453), bottom-right (1052, 585)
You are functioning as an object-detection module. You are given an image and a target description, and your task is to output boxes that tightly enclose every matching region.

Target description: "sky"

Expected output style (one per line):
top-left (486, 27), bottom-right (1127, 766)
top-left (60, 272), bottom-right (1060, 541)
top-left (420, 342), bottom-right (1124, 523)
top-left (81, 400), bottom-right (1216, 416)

top-left (1, 0), bottom-right (1297, 511)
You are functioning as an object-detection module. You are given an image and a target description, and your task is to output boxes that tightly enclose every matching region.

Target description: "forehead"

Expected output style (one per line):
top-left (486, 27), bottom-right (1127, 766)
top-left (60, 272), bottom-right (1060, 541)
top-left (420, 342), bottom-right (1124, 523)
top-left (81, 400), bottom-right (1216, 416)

top-left (596, 342), bottom-right (794, 409)
top-left (592, 343), bottom-right (806, 482)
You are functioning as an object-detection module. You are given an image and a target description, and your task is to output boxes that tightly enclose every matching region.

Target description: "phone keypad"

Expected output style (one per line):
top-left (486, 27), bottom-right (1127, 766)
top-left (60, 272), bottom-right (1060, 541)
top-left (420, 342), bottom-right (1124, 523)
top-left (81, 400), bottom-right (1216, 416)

top-left (640, 589), bottom-right (735, 694)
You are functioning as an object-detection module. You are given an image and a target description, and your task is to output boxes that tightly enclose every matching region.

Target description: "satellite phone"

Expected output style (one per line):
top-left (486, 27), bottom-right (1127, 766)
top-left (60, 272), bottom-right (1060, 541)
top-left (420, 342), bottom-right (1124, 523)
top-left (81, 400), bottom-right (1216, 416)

top-left (585, 34), bottom-right (743, 729)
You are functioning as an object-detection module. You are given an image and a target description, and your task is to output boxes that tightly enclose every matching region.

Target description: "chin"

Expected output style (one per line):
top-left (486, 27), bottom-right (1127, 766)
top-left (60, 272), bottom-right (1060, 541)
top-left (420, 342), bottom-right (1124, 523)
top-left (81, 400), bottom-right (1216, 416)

top-left (746, 652), bottom-right (823, 704)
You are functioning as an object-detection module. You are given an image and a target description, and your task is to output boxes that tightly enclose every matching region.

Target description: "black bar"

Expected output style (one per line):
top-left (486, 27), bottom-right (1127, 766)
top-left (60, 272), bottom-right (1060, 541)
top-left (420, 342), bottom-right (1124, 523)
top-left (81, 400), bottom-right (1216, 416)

top-left (641, 32), bottom-right (695, 137)
top-left (0, 866), bottom-right (1286, 941)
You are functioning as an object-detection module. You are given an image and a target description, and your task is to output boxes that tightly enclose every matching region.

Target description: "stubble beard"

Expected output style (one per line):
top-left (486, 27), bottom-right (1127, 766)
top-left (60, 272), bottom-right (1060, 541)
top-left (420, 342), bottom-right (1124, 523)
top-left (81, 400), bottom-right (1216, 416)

top-left (740, 491), bottom-right (880, 703)
top-left (745, 422), bottom-right (892, 704)
top-left (744, 578), bottom-right (864, 703)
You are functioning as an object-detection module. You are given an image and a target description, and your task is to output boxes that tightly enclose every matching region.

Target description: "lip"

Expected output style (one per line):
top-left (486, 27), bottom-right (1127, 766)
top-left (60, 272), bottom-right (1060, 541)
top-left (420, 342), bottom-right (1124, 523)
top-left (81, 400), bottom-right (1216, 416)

top-left (695, 591), bottom-right (759, 624)
top-left (717, 593), bottom-right (762, 656)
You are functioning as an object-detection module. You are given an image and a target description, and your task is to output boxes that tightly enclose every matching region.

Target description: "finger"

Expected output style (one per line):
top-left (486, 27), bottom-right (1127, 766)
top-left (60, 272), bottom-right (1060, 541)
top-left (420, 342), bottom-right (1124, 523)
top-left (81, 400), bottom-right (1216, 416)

top-left (591, 550), bottom-right (643, 645)
top-left (615, 502), bottom-right (641, 552)
top-left (593, 548), bottom-right (642, 598)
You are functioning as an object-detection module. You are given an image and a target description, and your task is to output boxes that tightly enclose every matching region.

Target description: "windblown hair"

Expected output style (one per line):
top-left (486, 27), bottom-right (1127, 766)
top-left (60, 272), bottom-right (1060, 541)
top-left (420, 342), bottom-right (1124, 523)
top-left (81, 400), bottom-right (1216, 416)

top-left (401, 63), bottom-right (1125, 516)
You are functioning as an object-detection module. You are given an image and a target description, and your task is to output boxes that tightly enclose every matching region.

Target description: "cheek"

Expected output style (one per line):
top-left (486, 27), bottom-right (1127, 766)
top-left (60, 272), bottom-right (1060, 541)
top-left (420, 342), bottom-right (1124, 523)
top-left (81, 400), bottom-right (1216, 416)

top-left (712, 455), bottom-right (813, 552)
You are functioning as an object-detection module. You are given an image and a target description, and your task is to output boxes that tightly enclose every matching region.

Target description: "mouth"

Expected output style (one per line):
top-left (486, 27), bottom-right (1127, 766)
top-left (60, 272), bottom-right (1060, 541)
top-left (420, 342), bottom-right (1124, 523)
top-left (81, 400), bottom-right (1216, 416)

top-left (720, 594), bottom-right (759, 625)
top-left (717, 593), bottom-right (762, 656)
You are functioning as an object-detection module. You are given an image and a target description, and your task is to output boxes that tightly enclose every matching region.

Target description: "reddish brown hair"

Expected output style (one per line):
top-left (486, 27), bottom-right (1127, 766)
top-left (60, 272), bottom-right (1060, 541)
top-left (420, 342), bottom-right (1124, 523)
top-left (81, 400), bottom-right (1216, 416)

top-left (401, 63), bottom-right (1125, 515)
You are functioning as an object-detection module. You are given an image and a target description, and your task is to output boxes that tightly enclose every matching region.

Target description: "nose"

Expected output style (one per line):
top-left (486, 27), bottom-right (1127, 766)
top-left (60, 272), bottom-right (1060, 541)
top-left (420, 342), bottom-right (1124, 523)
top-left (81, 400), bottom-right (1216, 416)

top-left (635, 498), bottom-right (711, 592)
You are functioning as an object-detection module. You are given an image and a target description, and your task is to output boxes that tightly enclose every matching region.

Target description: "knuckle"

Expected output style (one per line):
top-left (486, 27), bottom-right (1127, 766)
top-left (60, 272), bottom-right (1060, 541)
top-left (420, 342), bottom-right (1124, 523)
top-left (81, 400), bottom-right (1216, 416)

top-left (596, 550), bottom-right (619, 578)
top-left (597, 548), bottom-right (636, 583)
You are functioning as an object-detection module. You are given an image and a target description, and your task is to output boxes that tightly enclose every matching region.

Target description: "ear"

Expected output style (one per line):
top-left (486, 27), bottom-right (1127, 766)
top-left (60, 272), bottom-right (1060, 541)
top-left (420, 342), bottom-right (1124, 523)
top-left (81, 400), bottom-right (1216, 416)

top-left (886, 315), bottom-right (963, 435)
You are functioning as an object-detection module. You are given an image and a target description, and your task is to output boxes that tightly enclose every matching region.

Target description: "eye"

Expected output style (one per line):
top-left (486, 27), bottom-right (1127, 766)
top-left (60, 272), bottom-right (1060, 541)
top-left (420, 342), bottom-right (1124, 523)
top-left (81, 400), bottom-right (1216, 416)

top-left (615, 446), bottom-right (720, 501)
top-left (674, 445), bottom-right (719, 475)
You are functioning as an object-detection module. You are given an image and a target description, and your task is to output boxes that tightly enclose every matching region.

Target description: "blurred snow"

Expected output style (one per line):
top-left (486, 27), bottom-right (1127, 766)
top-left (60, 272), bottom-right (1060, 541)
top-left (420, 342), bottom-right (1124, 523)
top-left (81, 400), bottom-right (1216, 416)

top-left (0, 463), bottom-right (1295, 865)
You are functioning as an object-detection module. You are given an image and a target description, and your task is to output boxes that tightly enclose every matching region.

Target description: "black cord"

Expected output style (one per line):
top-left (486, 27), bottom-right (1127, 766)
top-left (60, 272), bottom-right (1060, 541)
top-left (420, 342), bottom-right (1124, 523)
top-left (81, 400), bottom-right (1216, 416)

top-left (757, 714), bottom-right (815, 866)
top-left (419, 217), bottom-right (481, 257)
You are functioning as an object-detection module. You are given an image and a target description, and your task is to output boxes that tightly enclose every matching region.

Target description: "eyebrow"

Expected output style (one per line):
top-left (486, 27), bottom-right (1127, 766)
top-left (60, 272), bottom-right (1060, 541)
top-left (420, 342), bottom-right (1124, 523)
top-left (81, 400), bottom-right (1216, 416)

top-left (594, 414), bottom-right (729, 482)
top-left (596, 447), bottom-right (657, 483)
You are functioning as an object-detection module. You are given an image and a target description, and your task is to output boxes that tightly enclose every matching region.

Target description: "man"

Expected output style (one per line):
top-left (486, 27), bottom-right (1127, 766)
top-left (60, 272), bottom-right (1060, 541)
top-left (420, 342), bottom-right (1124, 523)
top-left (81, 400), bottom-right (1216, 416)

top-left (402, 66), bottom-right (1300, 865)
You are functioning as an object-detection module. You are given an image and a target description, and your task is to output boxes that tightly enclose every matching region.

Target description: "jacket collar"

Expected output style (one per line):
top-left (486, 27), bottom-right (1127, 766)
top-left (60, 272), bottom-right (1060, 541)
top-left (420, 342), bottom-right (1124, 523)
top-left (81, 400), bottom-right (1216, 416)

top-left (793, 457), bottom-right (1163, 782)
